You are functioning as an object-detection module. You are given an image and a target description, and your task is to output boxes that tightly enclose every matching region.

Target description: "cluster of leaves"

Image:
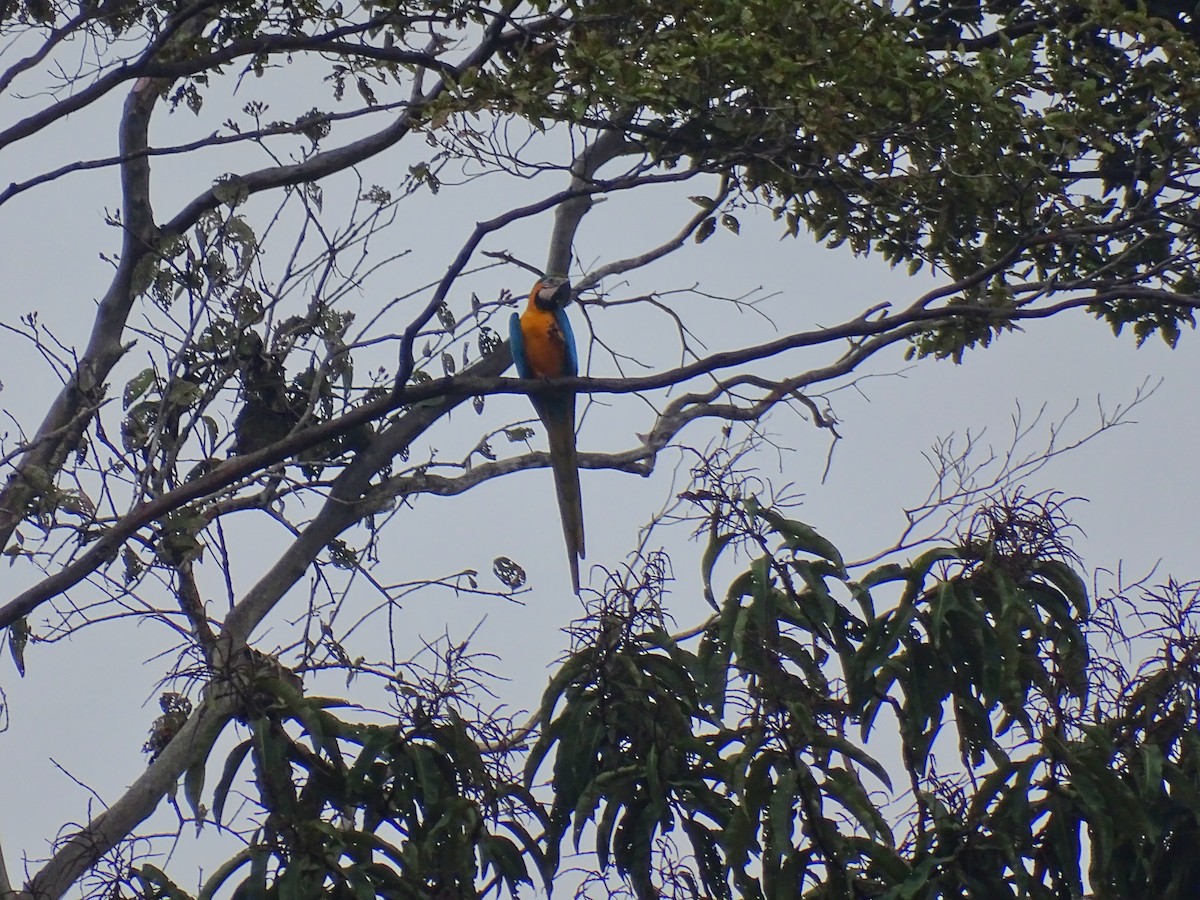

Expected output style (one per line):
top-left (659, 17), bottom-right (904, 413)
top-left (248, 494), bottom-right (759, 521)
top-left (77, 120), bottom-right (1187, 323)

top-left (69, 488), bottom-right (1200, 900)
top-left (119, 294), bottom-right (363, 485)
top-left (522, 493), bottom-right (1200, 899)
top-left (457, 0), bottom-right (1200, 355)
top-left (137, 662), bottom-right (546, 900)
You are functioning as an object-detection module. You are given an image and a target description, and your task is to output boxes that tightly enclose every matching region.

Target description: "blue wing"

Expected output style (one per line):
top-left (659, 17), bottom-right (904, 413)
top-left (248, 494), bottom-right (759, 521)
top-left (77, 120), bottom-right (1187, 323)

top-left (509, 311), bottom-right (532, 378)
top-left (554, 307), bottom-right (578, 376)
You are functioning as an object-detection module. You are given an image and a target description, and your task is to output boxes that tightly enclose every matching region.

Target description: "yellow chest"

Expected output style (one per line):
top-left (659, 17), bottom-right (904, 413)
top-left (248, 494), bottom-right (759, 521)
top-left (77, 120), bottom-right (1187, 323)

top-left (520, 306), bottom-right (569, 378)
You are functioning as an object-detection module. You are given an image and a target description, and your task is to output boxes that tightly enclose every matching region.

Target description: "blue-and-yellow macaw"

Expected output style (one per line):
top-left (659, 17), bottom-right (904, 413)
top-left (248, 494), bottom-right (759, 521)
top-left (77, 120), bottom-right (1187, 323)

top-left (509, 275), bottom-right (585, 593)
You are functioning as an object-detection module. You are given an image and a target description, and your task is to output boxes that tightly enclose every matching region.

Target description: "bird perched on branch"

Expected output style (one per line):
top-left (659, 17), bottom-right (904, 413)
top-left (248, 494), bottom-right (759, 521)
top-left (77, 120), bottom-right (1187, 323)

top-left (509, 275), bottom-right (585, 593)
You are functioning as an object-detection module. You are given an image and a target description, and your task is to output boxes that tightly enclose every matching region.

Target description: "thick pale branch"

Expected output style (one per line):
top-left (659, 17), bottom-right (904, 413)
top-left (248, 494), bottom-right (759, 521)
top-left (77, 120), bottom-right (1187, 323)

top-left (0, 69), bottom-right (169, 567)
top-left (19, 690), bottom-right (239, 900)
top-left (220, 347), bottom-right (514, 648)
top-left (177, 562), bottom-right (219, 667)
top-left (547, 129), bottom-right (638, 276)
top-left (0, 840), bottom-right (10, 897)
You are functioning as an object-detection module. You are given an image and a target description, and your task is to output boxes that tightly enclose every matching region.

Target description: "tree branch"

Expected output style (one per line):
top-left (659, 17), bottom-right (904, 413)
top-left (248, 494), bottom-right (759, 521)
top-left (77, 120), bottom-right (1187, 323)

top-left (547, 128), bottom-right (639, 276)
top-left (0, 837), bottom-right (12, 898)
top-left (20, 689), bottom-right (239, 900)
top-left (0, 100), bottom-right (413, 208)
top-left (0, 0), bottom-right (218, 151)
top-left (136, 32), bottom-right (455, 81)
top-left (576, 175), bottom-right (732, 293)
top-left (5, 275), bottom-right (1186, 634)
top-left (0, 8), bottom-right (100, 96)
top-left (0, 0), bottom-right (524, 571)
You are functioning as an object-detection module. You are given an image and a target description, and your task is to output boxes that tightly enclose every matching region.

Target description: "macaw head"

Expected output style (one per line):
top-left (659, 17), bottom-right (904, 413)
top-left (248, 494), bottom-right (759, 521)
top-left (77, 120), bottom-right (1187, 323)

top-left (532, 275), bottom-right (572, 310)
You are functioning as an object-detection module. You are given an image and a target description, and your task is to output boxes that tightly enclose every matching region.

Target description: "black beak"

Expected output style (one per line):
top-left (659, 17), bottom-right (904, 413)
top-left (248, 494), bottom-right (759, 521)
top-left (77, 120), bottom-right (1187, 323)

top-left (536, 278), bottom-right (572, 309)
top-left (549, 279), bottom-right (572, 307)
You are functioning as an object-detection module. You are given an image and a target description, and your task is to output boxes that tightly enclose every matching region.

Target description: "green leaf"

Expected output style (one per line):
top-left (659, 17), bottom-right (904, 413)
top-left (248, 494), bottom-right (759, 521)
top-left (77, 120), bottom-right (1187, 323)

top-left (123, 368), bottom-right (157, 408)
top-left (344, 865), bottom-right (376, 900)
top-left (701, 531), bottom-right (736, 611)
top-left (1030, 558), bottom-right (1090, 616)
top-left (134, 864), bottom-right (194, 900)
top-left (344, 726), bottom-right (394, 790)
top-left (824, 766), bottom-right (893, 844)
top-left (906, 546), bottom-right (963, 587)
top-left (1140, 743), bottom-right (1164, 794)
top-left (810, 730), bottom-right (892, 790)
top-left (197, 847), bottom-right (255, 900)
top-left (212, 739), bottom-right (253, 826)
top-left (213, 174), bottom-right (250, 207)
top-left (167, 377), bottom-right (202, 408)
top-left (184, 757), bottom-right (207, 824)
top-left (764, 769), bottom-right (798, 882)
top-left (500, 816), bottom-right (555, 894)
top-left (750, 502), bottom-right (845, 573)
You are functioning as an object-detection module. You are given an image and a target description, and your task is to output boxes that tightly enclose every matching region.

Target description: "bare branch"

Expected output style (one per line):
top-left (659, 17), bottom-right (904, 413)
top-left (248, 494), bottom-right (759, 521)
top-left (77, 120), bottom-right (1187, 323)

top-left (0, 7), bottom-right (99, 96)
top-left (576, 175), bottom-right (734, 293)
top-left (0, 100), bottom-right (413, 208)
top-left (0, 0), bottom-right (217, 151)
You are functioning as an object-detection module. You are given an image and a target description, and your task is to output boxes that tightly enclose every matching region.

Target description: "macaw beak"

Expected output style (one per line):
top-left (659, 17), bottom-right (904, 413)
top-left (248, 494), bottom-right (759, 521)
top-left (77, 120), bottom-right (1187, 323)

top-left (535, 277), bottom-right (572, 309)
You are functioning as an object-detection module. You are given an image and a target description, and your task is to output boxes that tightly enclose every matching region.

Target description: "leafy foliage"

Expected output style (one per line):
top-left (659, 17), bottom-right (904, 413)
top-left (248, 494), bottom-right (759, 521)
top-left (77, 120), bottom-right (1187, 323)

top-left (112, 492), bottom-right (1200, 899)
top-left (133, 650), bottom-right (549, 900)
top-left (467, 0), bottom-right (1200, 352)
top-left (528, 491), bottom-right (1094, 899)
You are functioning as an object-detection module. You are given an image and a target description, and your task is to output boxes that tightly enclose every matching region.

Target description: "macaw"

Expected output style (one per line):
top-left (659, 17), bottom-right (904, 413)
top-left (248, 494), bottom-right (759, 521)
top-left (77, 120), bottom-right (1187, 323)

top-left (509, 275), bottom-right (585, 593)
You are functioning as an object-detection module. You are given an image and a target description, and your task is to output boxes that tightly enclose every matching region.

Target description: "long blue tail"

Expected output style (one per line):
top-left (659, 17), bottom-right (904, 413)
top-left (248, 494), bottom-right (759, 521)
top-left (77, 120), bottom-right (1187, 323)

top-left (538, 396), bottom-right (585, 594)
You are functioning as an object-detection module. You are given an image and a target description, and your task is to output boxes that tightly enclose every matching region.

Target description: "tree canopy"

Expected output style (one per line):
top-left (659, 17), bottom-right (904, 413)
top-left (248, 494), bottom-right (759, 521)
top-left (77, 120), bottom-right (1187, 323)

top-left (1, 0), bottom-right (1199, 897)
